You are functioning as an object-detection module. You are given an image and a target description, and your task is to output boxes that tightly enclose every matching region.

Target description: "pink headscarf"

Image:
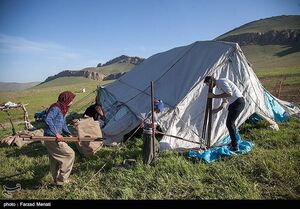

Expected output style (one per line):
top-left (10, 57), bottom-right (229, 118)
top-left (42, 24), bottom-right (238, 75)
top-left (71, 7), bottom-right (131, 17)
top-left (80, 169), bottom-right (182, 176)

top-left (48, 91), bottom-right (76, 116)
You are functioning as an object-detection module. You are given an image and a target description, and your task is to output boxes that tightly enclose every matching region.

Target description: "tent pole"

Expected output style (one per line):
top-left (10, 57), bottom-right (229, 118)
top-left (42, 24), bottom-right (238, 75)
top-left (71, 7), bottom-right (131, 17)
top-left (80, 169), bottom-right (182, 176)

top-left (202, 81), bottom-right (213, 148)
top-left (207, 82), bottom-right (213, 148)
top-left (150, 81), bottom-right (156, 166)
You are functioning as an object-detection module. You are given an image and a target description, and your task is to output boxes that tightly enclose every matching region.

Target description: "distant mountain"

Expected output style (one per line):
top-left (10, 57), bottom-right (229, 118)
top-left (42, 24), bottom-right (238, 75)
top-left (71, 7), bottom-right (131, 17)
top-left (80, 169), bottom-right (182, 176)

top-left (0, 82), bottom-right (40, 92)
top-left (99, 55), bottom-right (144, 67)
top-left (43, 55), bottom-right (144, 84)
top-left (216, 15), bottom-right (300, 45)
top-left (43, 70), bottom-right (105, 83)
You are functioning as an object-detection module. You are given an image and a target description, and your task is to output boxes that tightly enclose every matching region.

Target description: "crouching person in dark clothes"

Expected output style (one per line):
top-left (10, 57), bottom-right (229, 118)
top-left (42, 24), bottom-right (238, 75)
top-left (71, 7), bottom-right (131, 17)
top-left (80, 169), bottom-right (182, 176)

top-left (83, 103), bottom-right (106, 128)
top-left (204, 76), bottom-right (245, 152)
top-left (142, 99), bottom-right (164, 165)
top-left (44, 91), bottom-right (76, 186)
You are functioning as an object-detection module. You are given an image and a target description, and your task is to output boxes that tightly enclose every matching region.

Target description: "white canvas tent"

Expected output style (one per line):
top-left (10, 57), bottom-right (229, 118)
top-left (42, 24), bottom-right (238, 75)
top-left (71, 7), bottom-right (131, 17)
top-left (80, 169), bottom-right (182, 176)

top-left (97, 41), bottom-right (299, 150)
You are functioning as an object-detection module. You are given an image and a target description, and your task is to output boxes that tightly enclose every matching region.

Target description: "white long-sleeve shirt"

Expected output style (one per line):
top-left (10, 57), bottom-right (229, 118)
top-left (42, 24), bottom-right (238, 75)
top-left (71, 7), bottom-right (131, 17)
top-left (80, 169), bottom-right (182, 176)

top-left (215, 78), bottom-right (243, 105)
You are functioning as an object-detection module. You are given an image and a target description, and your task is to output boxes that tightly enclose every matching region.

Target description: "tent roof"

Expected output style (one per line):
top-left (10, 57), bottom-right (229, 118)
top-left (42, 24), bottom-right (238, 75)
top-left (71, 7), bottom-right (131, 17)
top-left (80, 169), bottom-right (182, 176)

top-left (105, 41), bottom-right (239, 118)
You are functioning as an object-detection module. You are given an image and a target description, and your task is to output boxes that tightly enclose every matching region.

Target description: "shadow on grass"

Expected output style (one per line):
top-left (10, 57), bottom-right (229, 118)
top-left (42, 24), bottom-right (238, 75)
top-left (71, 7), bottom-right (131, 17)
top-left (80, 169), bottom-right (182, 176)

top-left (72, 139), bottom-right (143, 174)
top-left (5, 142), bottom-right (47, 158)
top-left (274, 44), bottom-right (300, 57)
top-left (0, 164), bottom-right (49, 190)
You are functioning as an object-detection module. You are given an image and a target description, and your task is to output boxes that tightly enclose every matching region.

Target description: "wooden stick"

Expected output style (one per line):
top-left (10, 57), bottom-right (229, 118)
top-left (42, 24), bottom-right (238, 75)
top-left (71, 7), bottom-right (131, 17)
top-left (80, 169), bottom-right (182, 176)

top-left (124, 122), bottom-right (142, 143)
top-left (5, 111), bottom-right (16, 135)
top-left (20, 135), bottom-right (105, 142)
top-left (20, 104), bottom-right (31, 130)
top-left (207, 81), bottom-right (213, 147)
top-left (74, 162), bottom-right (107, 195)
top-left (150, 81), bottom-right (156, 166)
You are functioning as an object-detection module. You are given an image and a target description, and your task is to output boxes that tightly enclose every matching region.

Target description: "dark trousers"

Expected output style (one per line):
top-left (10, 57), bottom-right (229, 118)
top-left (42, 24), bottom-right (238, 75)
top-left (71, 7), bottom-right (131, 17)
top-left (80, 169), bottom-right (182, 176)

top-left (226, 97), bottom-right (245, 147)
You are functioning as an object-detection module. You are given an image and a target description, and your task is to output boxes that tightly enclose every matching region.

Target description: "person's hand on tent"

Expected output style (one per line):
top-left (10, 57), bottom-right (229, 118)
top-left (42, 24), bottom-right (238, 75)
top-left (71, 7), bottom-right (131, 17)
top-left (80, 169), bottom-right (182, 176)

top-left (212, 108), bottom-right (221, 114)
top-left (212, 99), bottom-right (228, 114)
top-left (207, 92), bottom-right (215, 98)
top-left (55, 133), bottom-right (64, 142)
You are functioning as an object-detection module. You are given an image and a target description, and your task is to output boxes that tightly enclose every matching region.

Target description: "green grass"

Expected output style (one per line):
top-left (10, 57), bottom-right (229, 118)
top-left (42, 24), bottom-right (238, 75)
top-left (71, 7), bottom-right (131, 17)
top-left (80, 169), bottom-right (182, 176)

top-left (0, 117), bottom-right (299, 199)
top-left (36, 77), bottom-right (99, 88)
top-left (241, 45), bottom-right (300, 70)
top-left (254, 67), bottom-right (300, 77)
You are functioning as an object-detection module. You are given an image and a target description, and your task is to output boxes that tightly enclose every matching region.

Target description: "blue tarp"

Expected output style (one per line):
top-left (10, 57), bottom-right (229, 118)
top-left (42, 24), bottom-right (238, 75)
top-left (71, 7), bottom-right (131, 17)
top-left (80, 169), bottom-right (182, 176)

top-left (188, 131), bottom-right (254, 163)
top-left (263, 91), bottom-right (289, 122)
top-left (248, 91), bottom-right (289, 124)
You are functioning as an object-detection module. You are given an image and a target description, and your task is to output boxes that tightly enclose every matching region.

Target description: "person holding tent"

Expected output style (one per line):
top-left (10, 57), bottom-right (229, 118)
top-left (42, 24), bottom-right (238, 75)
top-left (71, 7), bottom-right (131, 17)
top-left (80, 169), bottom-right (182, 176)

top-left (43, 91), bottom-right (76, 186)
top-left (204, 76), bottom-right (245, 152)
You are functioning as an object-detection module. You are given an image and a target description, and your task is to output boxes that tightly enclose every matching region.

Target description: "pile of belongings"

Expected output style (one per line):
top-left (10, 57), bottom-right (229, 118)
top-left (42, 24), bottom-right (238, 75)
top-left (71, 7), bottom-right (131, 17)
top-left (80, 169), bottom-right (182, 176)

top-left (1, 129), bottom-right (44, 148)
top-left (72, 117), bottom-right (103, 158)
top-left (0, 101), bottom-right (20, 111)
top-left (34, 110), bottom-right (47, 122)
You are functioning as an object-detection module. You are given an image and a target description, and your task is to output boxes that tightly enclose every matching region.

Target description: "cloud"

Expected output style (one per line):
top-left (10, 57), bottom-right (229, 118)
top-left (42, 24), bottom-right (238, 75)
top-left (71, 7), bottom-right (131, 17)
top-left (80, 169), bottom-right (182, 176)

top-left (0, 33), bottom-right (80, 60)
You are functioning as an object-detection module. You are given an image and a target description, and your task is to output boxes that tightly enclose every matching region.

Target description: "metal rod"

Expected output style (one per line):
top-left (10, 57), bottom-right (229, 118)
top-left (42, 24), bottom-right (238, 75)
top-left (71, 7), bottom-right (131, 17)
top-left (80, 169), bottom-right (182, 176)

top-left (155, 131), bottom-right (204, 146)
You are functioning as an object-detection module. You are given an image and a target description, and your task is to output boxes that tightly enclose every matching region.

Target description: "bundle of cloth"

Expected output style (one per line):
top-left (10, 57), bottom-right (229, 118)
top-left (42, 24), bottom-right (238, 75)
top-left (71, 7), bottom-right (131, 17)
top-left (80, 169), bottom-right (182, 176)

top-left (1, 129), bottom-right (44, 148)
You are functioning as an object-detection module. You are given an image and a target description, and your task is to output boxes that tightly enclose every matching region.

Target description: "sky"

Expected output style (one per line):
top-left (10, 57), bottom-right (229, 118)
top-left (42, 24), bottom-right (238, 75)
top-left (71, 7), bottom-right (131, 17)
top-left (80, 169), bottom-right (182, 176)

top-left (0, 0), bottom-right (299, 83)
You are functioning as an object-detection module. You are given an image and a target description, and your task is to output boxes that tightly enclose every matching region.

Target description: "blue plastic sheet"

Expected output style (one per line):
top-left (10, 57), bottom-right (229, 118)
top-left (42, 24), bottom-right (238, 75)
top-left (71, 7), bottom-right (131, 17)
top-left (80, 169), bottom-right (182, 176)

top-left (247, 91), bottom-right (289, 124)
top-left (247, 113), bottom-right (262, 124)
top-left (188, 130), bottom-right (254, 163)
top-left (264, 92), bottom-right (289, 122)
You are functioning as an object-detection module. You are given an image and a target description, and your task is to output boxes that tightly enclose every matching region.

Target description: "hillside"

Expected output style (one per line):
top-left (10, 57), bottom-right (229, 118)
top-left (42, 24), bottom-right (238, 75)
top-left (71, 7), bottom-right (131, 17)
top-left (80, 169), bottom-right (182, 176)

top-left (36, 77), bottom-right (100, 89)
top-left (0, 82), bottom-right (40, 92)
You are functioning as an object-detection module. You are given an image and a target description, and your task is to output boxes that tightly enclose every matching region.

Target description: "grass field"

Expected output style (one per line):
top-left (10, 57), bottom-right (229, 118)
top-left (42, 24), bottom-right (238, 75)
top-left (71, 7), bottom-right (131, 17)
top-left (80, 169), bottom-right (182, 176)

top-left (0, 117), bottom-right (299, 199)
